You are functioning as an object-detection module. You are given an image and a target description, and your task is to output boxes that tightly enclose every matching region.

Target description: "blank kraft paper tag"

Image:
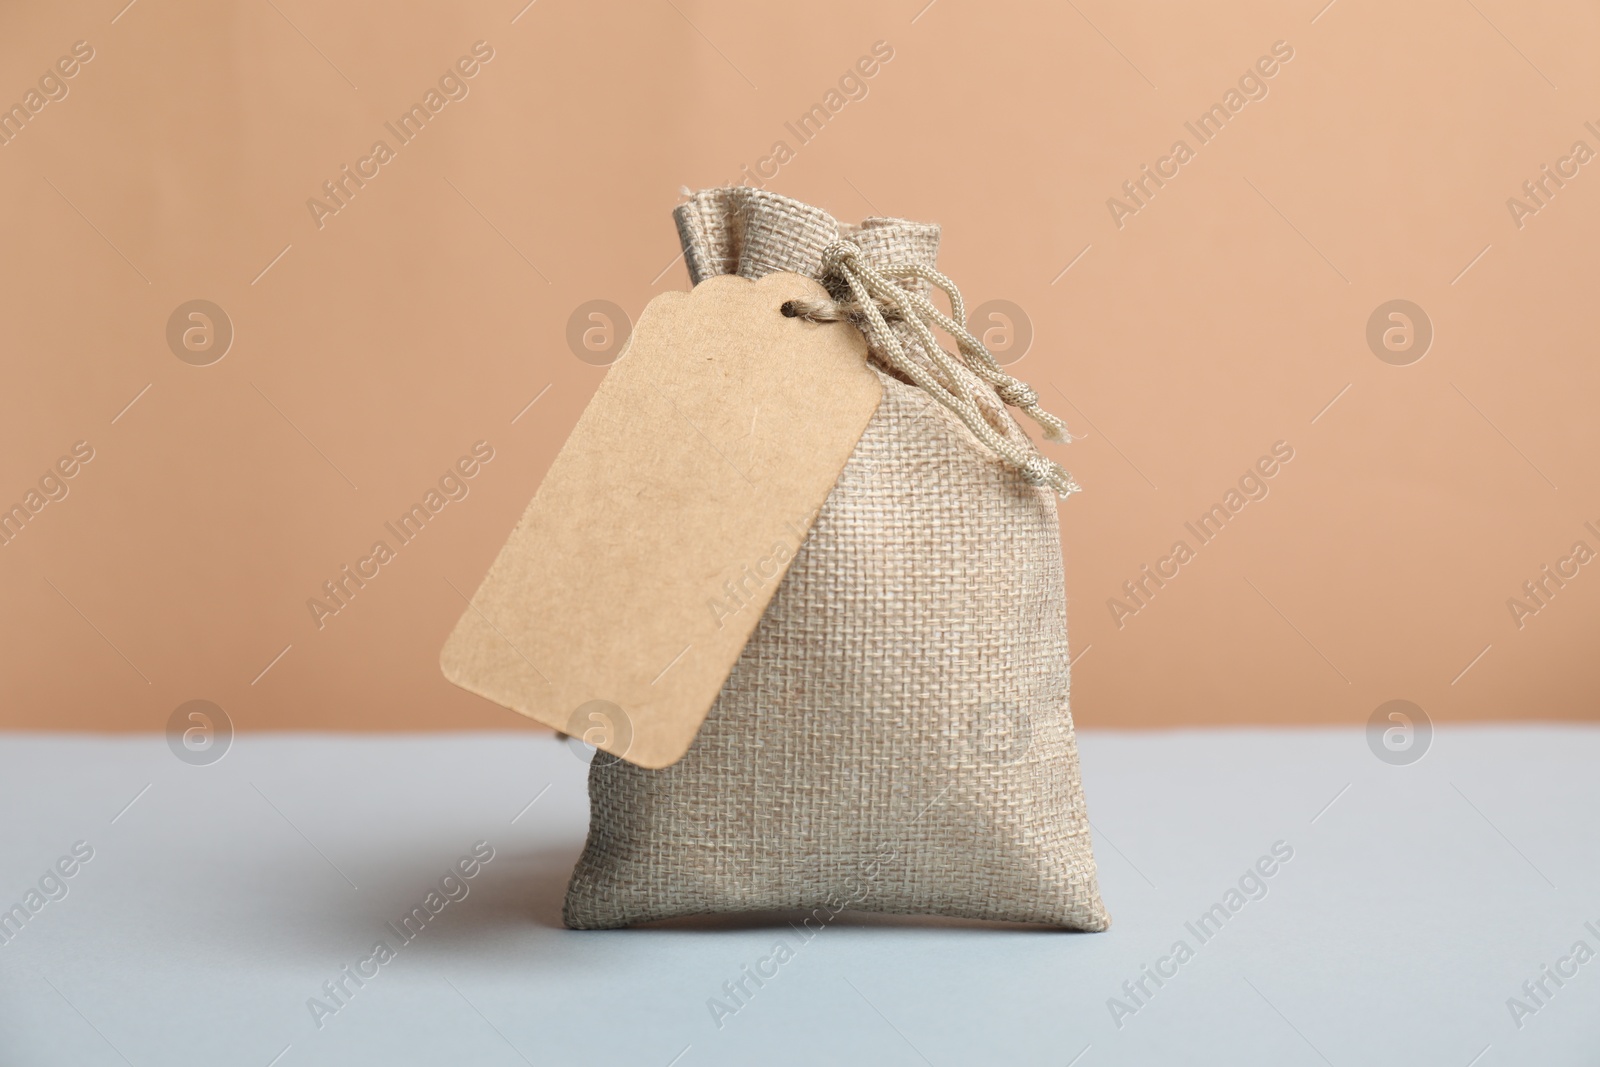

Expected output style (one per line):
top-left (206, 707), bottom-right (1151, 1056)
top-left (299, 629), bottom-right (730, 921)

top-left (440, 272), bottom-right (883, 768)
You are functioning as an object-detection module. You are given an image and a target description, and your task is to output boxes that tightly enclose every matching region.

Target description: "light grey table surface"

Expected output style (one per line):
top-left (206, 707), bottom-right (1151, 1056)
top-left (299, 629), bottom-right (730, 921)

top-left (1, 726), bottom-right (1595, 1067)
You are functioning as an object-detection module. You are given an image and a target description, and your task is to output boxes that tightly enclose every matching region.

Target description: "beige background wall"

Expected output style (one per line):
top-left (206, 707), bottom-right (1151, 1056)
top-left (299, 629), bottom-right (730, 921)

top-left (2, 0), bottom-right (1596, 732)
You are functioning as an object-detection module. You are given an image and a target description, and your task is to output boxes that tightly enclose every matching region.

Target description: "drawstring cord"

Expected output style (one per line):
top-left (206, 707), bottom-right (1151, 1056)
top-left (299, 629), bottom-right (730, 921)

top-left (784, 239), bottom-right (1079, 498)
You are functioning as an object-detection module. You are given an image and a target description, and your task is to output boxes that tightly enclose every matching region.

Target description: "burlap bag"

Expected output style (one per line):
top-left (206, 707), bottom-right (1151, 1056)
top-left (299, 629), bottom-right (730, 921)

top-left (562, 188), bottom-right (1109, 930)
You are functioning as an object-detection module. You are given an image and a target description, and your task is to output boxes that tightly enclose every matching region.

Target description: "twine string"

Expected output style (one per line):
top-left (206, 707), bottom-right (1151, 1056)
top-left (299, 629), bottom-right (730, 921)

top-left (784, 240), bottom-right (1080, 497)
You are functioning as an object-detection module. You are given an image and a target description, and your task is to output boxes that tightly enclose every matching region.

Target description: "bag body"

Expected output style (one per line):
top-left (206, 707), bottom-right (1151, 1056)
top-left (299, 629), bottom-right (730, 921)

top-left (562, 188), bottom-right (1109, 930)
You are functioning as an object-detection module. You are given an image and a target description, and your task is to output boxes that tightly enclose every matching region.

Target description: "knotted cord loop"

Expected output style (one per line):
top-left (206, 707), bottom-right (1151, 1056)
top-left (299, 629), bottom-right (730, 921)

top-left (810, 239), bottom-right (1080, 497)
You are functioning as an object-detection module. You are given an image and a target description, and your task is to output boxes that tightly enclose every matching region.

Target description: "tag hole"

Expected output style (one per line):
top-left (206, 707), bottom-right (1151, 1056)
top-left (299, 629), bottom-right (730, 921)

top-left (779, 301), bottom-right (800, 318)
